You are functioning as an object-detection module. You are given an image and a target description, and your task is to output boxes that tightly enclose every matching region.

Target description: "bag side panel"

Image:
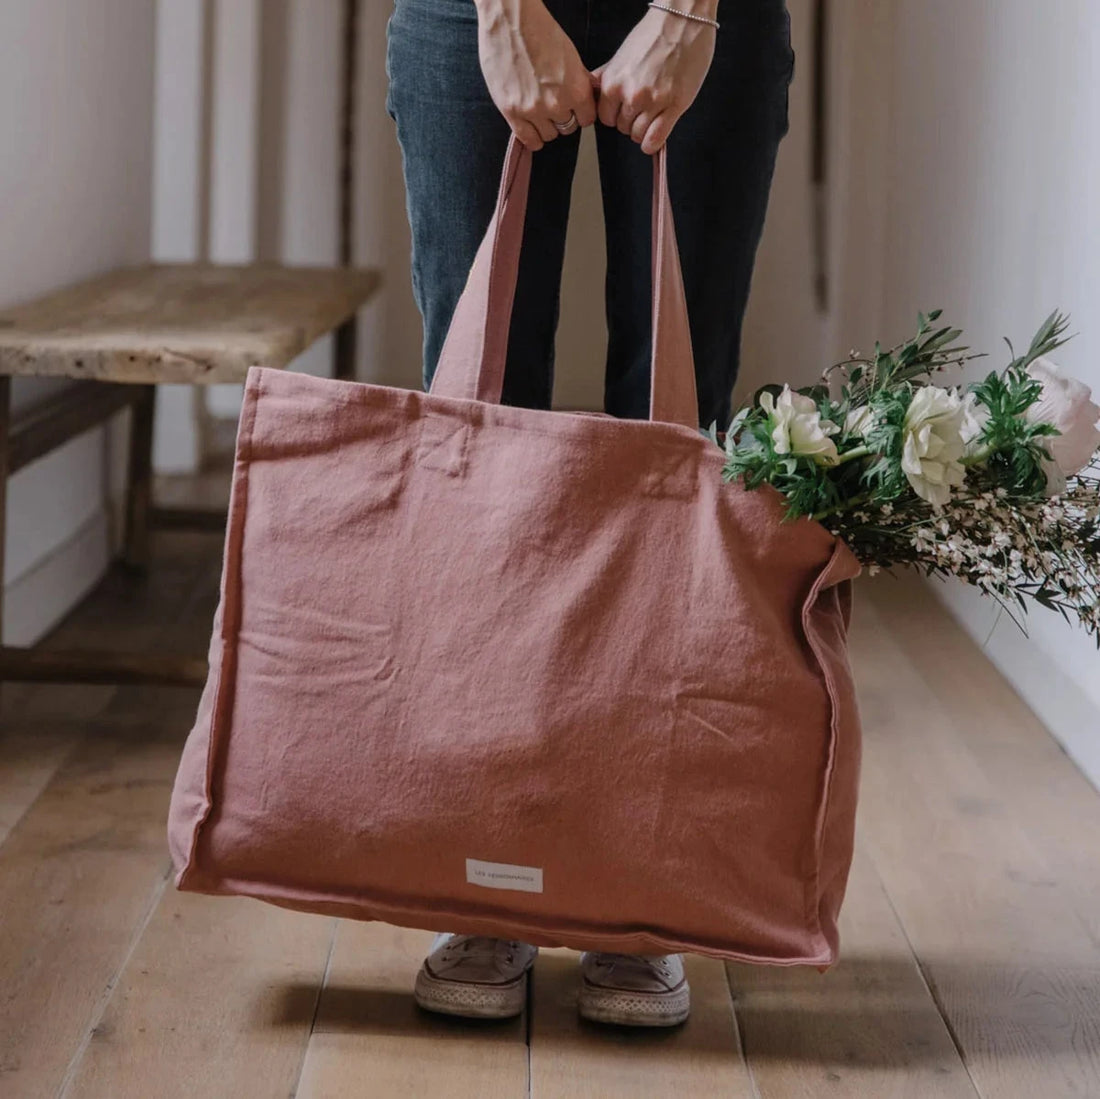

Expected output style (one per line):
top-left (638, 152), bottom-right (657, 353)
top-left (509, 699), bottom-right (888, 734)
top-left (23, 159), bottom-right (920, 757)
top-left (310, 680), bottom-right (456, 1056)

top-left (166, 370), bottom-right (260, 887)
top-left (801, 540), bottom-right (863, 965)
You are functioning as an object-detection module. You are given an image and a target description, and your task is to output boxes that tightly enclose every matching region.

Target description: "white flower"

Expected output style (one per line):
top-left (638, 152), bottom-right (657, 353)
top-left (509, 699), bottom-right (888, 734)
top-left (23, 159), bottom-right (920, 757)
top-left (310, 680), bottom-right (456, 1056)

top-left (1025, 357), bottom-right (1100, 495)
top-left (759, 387), bottom-right (841, 467)
top-left (843, 403), bottom-right (876, 439)
top-left (912, 526), bottom-right (937, 550)
top-left (901, 386), bottom-right (969, 506)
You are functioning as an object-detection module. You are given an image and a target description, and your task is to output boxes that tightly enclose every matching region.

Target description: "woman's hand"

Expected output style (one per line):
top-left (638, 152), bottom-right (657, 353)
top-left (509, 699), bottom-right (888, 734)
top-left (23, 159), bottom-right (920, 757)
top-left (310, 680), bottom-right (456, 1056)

top-left (593, 2), bottom-right (719, 155)
top-left (475, 0), bottom-right (598, 150)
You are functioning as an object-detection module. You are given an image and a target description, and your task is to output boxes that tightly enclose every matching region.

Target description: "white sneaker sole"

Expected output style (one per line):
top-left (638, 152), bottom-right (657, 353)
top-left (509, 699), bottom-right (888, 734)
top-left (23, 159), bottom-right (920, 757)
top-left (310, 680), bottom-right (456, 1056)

top-left (414, 966), bottom-right (529, 1020)
top-left (577, 980), bottom-right (691, 1028)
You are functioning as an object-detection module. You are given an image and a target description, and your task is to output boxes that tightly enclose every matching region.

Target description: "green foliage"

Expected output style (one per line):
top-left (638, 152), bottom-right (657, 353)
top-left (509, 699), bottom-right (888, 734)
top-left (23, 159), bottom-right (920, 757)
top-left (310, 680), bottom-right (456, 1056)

top-left (958, 310), bottom-right (1074, 495)
top-left (967, 364), bottom-right (1060, 495)
top-left (840, 308), bottom-right (975, 401)
top-left (1004, 309), bottom-right (1073, 372)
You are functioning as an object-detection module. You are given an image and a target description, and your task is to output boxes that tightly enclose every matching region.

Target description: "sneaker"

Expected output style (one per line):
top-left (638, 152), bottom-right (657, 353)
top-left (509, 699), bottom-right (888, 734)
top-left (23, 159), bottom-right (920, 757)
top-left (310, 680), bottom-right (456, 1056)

top-left (577, 952), bottom-right (691, 1027)
top-left (414, 933), bottom-right (537, 1019)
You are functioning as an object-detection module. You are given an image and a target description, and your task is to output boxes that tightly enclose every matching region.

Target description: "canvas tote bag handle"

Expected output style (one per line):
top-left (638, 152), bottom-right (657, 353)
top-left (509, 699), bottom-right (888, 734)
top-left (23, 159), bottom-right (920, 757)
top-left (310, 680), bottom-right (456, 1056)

top-left (430, 135), bottom-right (700, 431)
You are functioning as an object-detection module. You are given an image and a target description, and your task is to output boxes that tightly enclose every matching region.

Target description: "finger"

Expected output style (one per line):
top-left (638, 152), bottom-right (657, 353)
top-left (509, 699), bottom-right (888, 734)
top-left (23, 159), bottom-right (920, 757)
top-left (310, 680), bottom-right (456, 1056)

top-left (549, 112), bottom-right (582, 138)
top-left (530, 114), bottom-right (560, 144)
top-left (641, 110), bottom-right (676, 156)
top-left (617, 101), bottom-right (637, 136)
top-left (589, 66), bottom-right (605, 104)
top-left (631, 111), bottom-right (655, 145)
top-left (574, 99), bottom-right (597, 128)
top-left (511, 118), bottom-right (544, 151)
top-left (572, 85), bottom-right (598, 128)
top-left (597, 84), bottom-right (622, 128)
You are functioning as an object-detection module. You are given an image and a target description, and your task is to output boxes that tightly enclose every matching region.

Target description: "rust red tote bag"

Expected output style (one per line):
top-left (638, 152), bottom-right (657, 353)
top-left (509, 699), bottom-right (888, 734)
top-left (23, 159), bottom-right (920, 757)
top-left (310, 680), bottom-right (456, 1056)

top-left (168, 138), bottom-right (863, 967)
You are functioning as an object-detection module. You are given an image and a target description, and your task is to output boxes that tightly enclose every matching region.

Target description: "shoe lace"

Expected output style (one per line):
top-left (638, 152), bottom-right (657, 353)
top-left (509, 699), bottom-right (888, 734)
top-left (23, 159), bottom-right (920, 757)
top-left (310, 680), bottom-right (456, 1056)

top-left (442, 936), bottom-right (521, 966)
top-left (591, 952), bottom-right (675, 979)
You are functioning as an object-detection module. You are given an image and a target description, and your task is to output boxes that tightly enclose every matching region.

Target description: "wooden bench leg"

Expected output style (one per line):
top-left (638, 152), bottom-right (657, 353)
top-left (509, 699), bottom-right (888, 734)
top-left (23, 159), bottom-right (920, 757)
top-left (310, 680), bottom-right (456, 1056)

top-left (124, 384), bottom-right (156, 570)
top-left (0, 377), bottom-right (9, 700)
top-left (334, 315), bottom-right (357, 382)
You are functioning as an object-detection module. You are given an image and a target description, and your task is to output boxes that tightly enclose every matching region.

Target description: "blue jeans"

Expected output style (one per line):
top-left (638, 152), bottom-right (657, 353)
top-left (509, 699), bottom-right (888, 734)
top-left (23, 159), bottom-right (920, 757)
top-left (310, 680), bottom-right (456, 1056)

top-left (385, 0), bottom-right (794, 430)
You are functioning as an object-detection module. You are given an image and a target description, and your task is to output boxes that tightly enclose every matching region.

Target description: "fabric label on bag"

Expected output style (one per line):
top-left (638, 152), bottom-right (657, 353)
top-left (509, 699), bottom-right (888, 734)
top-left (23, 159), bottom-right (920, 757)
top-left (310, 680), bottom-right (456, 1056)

top-left (466, 858), bottom-right (544, 894)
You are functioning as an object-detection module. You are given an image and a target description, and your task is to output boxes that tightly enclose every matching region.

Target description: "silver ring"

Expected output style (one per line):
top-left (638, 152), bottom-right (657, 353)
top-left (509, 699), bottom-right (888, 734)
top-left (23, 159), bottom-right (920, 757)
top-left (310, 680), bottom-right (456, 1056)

top-left (553, 112), bottom-right (579, 135)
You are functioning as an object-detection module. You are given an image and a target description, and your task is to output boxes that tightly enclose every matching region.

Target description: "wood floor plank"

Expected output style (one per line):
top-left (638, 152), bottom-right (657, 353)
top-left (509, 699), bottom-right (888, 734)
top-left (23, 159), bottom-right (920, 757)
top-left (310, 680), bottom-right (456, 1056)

top-left (0, 527), bottom-right (217, 733)
top-left (850, 593), bottom-right (1100, 1098)
top-left (0, 724), bottom-right (183, 1097)
top-left (0, 535), bottom-right (217, 856)
top-left (0, 724), bottom-right (80, 846)
top-left (61, 895), bottom-right (336, 1099)
top-left (0, 531), bottom-right (220, 1096)
top-left (42, 532), bottom-right (218, 652)
top-left (0, 558), bottom-right (156, 842)
top-left (295, 922), bottom-right (529, 1099)
top-left (729, 846), bottom-right (978, 1099)
top-left (864, 573), bottom-right (1100, 947)
top-left (528, 949), bottom-right (754, 1098)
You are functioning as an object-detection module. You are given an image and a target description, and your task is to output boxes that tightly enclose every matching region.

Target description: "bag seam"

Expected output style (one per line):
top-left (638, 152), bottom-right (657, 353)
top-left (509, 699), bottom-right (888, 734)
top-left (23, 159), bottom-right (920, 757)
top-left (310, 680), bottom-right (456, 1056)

top-left (177, 367), bottom-right (261, 886)
top-left (800, 535), bottom-right (855, 957)
top-left (184, 874), bottom-right (834, 967)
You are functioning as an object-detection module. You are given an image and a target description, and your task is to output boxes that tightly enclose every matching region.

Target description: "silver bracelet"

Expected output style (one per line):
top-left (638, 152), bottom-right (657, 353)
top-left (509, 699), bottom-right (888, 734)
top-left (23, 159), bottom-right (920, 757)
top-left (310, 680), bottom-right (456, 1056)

top-left (647, 2), bottom-right (720, 29)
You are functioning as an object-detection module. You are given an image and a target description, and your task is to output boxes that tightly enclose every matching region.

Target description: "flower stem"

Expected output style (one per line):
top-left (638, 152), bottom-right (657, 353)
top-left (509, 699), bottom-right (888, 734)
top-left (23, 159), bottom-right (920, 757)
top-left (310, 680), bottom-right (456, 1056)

top-left (834, 445), bottom-right (873, 466)
top-left (812, 491), bottom-right (874, 522)
top-left (962, 444), bottom-right (994, 467)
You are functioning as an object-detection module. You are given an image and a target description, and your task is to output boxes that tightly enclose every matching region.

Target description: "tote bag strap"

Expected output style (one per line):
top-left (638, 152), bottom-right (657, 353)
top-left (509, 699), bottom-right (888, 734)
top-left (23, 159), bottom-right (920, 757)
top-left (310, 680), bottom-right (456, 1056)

top-left (430, 135), bottom-right (700, 431)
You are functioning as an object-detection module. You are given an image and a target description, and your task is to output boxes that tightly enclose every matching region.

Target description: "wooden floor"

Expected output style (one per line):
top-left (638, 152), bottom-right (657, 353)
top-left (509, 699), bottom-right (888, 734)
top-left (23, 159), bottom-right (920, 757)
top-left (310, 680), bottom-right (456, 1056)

top-left (3, 509), bottom-right (1100, 1098)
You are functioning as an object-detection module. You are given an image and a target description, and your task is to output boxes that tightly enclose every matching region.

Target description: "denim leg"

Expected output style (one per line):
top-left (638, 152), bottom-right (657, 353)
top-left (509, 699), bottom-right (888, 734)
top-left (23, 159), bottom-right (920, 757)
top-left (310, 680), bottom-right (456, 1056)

top-left (386, 0), bottom-right (586, 409)
top-left (586, 1), bottom-right (794, 428)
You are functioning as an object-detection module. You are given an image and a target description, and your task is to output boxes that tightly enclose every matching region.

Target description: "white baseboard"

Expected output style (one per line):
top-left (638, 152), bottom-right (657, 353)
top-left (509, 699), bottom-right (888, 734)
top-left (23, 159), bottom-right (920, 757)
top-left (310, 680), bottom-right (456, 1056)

top-left (2, 507), bottom-right (113, 647)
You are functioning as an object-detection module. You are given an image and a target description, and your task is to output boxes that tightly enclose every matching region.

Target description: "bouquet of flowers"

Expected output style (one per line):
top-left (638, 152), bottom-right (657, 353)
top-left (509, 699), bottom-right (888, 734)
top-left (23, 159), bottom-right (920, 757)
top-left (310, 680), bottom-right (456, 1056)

top-left (713, 312), bottom-right (1100, 645)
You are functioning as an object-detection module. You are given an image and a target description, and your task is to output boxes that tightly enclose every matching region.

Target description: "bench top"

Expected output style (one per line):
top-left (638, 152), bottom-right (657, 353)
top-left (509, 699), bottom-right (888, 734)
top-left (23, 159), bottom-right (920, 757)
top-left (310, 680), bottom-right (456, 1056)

top-left (0, 263), bottom-right (381, 384)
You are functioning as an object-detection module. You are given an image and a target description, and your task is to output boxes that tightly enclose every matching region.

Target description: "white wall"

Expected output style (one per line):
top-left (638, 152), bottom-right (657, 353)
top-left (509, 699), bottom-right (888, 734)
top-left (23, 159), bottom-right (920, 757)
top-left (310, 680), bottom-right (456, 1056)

top-left (279, 0), bottom-right (343, 380)
top-left (0, 0), bottom-right (155, 644)
top-left (875, 0), bottom-right (1100, 783)
top-left (742, 0), bottom-right (1100, 785)
top-left (738, 0), bottom-right (828, 402)
top-left (740, 0), bottom-right (897, 393)
top-left (153, 0), bottom-right (350, 471)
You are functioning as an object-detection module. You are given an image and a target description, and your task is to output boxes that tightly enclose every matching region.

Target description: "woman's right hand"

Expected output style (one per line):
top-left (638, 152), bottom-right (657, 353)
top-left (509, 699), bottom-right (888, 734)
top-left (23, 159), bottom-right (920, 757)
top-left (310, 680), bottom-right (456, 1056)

top-left (474, 0), bottom-right (597, 150)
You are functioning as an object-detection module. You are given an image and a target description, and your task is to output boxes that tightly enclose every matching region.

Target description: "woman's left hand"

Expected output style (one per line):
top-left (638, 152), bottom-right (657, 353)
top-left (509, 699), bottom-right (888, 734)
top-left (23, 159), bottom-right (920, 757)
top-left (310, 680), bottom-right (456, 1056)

top-left (592, 3), bottom-right (718, 155)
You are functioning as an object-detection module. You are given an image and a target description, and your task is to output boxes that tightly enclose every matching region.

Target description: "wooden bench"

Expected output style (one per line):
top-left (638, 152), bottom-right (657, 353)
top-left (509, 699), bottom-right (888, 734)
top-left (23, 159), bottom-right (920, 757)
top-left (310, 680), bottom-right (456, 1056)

top-left (0, 262), bottom-right (381, 687)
